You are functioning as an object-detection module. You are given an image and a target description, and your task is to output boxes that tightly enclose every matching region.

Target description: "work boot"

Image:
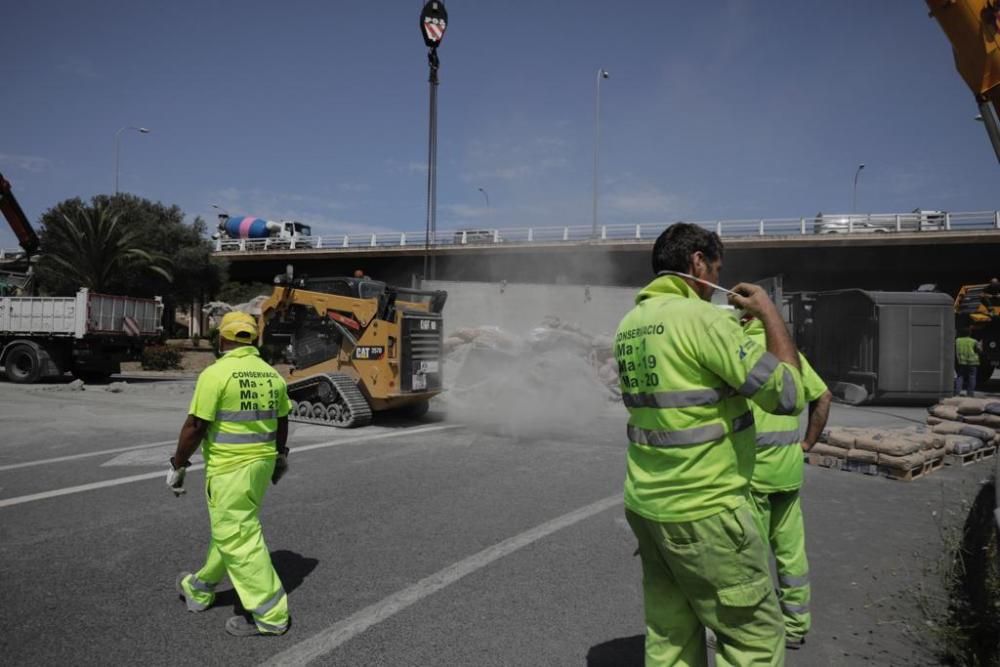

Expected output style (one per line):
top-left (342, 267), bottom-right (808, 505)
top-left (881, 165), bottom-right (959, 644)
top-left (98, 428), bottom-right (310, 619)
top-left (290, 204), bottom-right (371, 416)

top-left (786, 635), bottom-right (806, 650)
top-left (176, 572), bottom-right (214, 612)
top-left (225, 615), bottom-right (290, 637)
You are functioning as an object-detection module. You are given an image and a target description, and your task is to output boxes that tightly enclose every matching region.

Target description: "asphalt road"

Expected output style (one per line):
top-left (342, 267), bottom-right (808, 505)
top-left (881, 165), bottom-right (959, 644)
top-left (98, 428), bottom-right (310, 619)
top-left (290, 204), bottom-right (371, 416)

top-left (0, 378), bottom-right (993, 666)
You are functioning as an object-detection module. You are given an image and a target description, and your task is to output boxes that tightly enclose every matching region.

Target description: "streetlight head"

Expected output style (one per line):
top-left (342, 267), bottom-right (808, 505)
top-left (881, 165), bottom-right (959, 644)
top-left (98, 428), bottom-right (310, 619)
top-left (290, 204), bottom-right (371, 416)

top-left (975, 114), bottom-right (985, 122)
top-left (858, 163), bottom-right (865, 170)
top-left (138, 127), bottom-right (151, 134)
top-left (601, 69), bottom-right (610, 78)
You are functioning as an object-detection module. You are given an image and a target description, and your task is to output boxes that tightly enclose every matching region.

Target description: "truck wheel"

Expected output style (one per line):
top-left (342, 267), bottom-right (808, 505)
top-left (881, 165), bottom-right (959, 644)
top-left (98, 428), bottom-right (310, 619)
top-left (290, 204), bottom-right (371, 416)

top-left (5, 344), bottom-right (42, 383)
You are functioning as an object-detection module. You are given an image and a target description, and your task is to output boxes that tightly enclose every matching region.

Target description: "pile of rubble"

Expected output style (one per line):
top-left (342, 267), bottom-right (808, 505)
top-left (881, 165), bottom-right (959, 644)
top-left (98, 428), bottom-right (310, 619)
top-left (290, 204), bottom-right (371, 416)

top-left (443, 316), bottom-right (620, 400)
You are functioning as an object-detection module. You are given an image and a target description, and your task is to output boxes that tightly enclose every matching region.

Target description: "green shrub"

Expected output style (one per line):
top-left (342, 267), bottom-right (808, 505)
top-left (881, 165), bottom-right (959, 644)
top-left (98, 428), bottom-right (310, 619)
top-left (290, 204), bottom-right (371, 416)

top-left (142, 345), bottom-right (183, 370)
top-left (189, 336), bottom-right (202, 348)
top-left (208, 327), bottom-right (220, 350)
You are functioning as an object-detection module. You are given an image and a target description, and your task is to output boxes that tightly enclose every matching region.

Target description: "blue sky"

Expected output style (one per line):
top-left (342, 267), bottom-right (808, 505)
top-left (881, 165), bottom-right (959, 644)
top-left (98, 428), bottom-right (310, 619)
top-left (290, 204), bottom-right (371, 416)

top-left (1, 0), bottom-right (996, 249)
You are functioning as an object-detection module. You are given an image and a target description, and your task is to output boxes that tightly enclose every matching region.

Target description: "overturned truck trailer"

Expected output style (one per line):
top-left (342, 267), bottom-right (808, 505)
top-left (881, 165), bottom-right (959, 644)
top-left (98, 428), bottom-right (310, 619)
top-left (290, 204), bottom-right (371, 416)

top-left (808, 290), bottom-right (954, 405)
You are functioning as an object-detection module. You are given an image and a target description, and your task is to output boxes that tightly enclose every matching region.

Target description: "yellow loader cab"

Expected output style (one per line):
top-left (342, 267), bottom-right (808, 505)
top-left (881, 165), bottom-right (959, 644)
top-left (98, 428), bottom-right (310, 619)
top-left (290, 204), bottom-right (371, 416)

top-left (258, 271), bottom-right (447, 427)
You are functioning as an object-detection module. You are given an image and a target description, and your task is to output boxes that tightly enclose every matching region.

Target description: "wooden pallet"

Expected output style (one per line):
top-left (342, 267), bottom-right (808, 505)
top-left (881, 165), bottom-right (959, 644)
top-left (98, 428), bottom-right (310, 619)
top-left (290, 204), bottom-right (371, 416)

top-left (947, 446), bottom-right (998, 467)
top-left (805, 452), bottom-right (843, 470)
top-left (842, 459), bottom-right (879, 476)
top-left (878, 456), bottom-right (943, 481)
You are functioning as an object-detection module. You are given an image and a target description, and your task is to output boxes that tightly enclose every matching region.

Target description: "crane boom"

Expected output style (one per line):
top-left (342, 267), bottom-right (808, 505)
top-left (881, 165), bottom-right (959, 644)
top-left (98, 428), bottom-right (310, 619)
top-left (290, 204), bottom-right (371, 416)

top-left (0, 171), bottom-right (40, 255)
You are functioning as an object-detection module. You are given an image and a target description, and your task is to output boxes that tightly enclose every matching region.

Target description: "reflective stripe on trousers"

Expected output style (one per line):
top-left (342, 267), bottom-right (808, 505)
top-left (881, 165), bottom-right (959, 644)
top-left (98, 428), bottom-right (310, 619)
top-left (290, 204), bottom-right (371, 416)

top-left (628, 411), bottom-right (754, 447)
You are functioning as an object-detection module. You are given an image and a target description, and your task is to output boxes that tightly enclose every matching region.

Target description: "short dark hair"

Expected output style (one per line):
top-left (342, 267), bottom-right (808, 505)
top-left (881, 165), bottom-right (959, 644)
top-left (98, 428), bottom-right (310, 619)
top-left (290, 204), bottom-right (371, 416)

top-left (651, 223), bottom-right (724, 274)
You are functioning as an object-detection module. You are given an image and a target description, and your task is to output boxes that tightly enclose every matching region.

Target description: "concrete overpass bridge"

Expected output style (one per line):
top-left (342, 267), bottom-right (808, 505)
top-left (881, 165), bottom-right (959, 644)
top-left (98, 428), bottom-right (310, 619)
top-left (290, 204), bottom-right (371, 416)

top-left (214, 211), bottom-right (1000, 295)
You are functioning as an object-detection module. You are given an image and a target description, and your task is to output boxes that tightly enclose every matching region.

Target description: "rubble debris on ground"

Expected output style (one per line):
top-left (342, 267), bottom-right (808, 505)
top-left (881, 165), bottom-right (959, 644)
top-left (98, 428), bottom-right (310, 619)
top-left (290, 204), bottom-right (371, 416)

top-left (443, 316), bottom-right (620, 401)
top-left (105, 382), bottom-right (128, 393)
top-left (203, 296), bottom-right (269, 319)
top-left (809, 395), bottom-right (1000, 480)
top-left (438, 317), bottom-right (618, 435)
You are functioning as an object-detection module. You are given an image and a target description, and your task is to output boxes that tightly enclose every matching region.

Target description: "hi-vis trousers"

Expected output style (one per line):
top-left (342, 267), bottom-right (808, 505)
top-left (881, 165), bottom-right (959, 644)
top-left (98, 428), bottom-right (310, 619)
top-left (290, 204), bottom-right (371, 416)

top-left (185, 459), bottom-right (289, 633)
top-left (751, 489), bottom-right (810, 640)
top-left (626, 503), bottom-right (785, 666)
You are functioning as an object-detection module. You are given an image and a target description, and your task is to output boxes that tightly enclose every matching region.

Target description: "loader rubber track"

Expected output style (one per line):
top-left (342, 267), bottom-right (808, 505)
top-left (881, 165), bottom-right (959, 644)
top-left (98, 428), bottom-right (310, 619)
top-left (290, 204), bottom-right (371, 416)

top-left (288, 372), bottom-right (373, 428)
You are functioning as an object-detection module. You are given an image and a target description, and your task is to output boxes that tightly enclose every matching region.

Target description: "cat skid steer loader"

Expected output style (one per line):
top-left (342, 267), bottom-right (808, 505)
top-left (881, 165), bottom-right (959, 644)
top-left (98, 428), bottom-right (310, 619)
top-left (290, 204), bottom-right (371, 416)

top-left (259, 269), bottom-right (446, 427)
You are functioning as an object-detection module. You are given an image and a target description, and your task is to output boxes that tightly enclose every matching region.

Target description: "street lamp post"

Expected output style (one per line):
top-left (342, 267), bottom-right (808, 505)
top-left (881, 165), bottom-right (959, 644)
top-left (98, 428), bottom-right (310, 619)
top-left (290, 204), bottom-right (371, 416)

top-left (592, 68), bottom-right (610, 239)
top-left (114, 126), bottom-right (151, 195)
top-left (852, 163), bottom-right (865, 215)
top-left (420, 0), bottom-right (448, 282)
top-left (478, 187), bottom-right (490, 212)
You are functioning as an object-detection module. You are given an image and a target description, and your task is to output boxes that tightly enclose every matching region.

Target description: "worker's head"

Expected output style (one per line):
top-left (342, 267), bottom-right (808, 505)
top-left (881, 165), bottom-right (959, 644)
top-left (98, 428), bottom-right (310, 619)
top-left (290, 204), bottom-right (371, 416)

top-left (651, 223), bottom-right (724, 301)
top-left (218, 311), bottom-right (258, 349)
top-left (353, 269), bottom-right (365, 279)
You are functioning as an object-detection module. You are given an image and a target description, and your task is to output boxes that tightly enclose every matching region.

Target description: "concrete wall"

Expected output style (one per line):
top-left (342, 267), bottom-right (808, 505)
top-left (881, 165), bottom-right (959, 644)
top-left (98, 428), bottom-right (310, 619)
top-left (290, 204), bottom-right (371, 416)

top-left (425, 279), bottom-right (642, 337)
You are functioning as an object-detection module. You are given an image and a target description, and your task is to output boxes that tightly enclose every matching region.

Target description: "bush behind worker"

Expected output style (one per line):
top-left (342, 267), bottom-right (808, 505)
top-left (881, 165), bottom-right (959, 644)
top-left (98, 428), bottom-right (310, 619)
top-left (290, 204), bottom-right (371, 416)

top-left (615, 223), bottom-right (804, 665)
top-left (167, 311), bottom-right (292, 636)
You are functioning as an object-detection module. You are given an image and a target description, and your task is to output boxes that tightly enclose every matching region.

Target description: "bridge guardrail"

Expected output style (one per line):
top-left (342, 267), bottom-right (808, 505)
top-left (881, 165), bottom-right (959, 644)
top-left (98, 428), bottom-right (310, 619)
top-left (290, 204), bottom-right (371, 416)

top-left (5, 211), bottom-right (997, 258)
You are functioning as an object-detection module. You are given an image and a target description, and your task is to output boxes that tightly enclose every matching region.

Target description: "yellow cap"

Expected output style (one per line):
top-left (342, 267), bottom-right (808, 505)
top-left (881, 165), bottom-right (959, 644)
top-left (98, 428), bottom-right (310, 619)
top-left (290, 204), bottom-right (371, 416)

top-left (219, 311), bottom-right (258, 343)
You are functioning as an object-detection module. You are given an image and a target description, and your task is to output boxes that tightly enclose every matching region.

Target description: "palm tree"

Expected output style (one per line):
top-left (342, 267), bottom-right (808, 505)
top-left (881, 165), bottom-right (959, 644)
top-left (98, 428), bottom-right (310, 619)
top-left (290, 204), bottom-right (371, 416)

top-left (40, 203), bottom-right (172, 293)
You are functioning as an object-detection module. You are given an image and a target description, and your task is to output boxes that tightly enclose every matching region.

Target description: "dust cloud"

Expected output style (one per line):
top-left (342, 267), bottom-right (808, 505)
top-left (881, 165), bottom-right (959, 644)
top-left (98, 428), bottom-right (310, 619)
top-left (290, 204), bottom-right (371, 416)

top-left (427, 248), bottom-right (640, 438)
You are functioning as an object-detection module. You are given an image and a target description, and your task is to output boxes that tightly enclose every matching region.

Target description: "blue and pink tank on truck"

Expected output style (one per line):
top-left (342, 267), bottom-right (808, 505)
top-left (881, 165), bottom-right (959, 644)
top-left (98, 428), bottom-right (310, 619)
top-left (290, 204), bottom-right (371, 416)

top-left (214, 214), bottom-right (313, 250)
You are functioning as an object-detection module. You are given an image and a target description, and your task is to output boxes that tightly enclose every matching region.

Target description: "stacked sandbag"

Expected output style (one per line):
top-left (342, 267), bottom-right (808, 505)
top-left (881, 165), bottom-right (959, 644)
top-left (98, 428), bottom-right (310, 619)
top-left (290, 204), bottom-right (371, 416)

top-left (813, 426), bottom-right (943, 472)
top-left (925, 396), bottom-right (1000, 455)
top-left (812, 427), bottom-right (855, 459)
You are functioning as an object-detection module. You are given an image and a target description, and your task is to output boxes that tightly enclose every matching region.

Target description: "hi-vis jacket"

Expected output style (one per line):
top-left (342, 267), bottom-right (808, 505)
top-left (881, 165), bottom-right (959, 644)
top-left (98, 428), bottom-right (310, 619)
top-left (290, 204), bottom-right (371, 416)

top-left (615, 275), bottom-right (804, 522)
top-left (956, 336), bottom-right (980, 366)
top-left (743, 318), bottom-right (828, 493)
top-left (188, 345), bottom-right (291, 477)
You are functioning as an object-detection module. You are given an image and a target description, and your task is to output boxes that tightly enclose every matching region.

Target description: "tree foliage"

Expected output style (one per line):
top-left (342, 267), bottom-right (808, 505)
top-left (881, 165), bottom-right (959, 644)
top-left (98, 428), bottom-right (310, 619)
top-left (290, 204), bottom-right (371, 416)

top-left (36, 194), bottom-right (226, 305)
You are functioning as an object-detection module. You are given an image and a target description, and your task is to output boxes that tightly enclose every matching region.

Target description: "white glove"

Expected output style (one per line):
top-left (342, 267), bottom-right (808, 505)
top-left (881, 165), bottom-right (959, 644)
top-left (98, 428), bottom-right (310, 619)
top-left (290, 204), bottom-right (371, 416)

top-left (166, 461), bottom-right (187, 496)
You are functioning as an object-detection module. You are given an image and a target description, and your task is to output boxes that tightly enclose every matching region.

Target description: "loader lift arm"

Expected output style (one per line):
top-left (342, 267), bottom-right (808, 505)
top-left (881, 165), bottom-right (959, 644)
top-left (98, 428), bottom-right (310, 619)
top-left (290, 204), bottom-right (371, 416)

top-left (926, 0), bottom-right (1000, 162)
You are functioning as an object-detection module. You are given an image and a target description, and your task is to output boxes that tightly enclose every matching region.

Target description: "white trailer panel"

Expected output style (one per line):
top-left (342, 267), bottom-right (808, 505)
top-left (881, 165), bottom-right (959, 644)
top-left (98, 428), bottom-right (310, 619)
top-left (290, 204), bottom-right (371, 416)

top-left (0, 289), bottom-right (162, 339)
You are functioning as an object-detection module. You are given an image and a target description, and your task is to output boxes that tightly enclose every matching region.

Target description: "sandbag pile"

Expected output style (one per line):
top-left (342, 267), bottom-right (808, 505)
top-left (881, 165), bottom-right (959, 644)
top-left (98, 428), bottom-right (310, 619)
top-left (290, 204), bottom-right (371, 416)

top-left (924, 397), bottom-right (1000, 455)
top-left (812, 426), bottom-right (947, 471)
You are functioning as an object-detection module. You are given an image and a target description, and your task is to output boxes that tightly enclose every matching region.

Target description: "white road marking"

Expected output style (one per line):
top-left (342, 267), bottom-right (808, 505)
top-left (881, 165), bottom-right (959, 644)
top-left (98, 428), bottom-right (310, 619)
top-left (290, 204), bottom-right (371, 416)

top-left (0, 424), bottom-right (460, 509)
top-left (102, 448), bottom-right (202, 467)
top-left (260, 493), bottom-right (623, 667)
top-left (0, 440), bottom-right (177, 472)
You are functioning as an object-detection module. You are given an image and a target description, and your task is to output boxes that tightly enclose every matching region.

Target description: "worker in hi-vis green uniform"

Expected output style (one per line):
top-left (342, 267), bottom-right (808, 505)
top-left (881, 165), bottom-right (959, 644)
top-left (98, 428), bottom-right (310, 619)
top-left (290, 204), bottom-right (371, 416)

top-left (743, 317), bottom-right (831, 650)
top-left (954, 329), bottom-right (982, 397)
top-left (167, 311), bottom-right (292, 637)
top-left (616, 223), bottom-right (805, 667)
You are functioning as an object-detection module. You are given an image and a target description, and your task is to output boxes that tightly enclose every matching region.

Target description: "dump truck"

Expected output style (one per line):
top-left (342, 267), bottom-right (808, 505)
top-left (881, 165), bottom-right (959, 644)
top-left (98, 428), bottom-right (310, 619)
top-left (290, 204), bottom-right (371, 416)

top-left (0, 288), bottom-right (163, 382)
top-left (258, 270), bottom-right (446, 427)
top-left (955, 282), bottom-right (1000, 385)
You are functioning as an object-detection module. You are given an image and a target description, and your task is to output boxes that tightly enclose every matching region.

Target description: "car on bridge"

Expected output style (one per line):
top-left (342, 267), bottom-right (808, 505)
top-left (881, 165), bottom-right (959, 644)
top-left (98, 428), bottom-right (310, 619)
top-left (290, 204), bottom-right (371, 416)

top-left (813, 213), bottom-right (892, 234)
